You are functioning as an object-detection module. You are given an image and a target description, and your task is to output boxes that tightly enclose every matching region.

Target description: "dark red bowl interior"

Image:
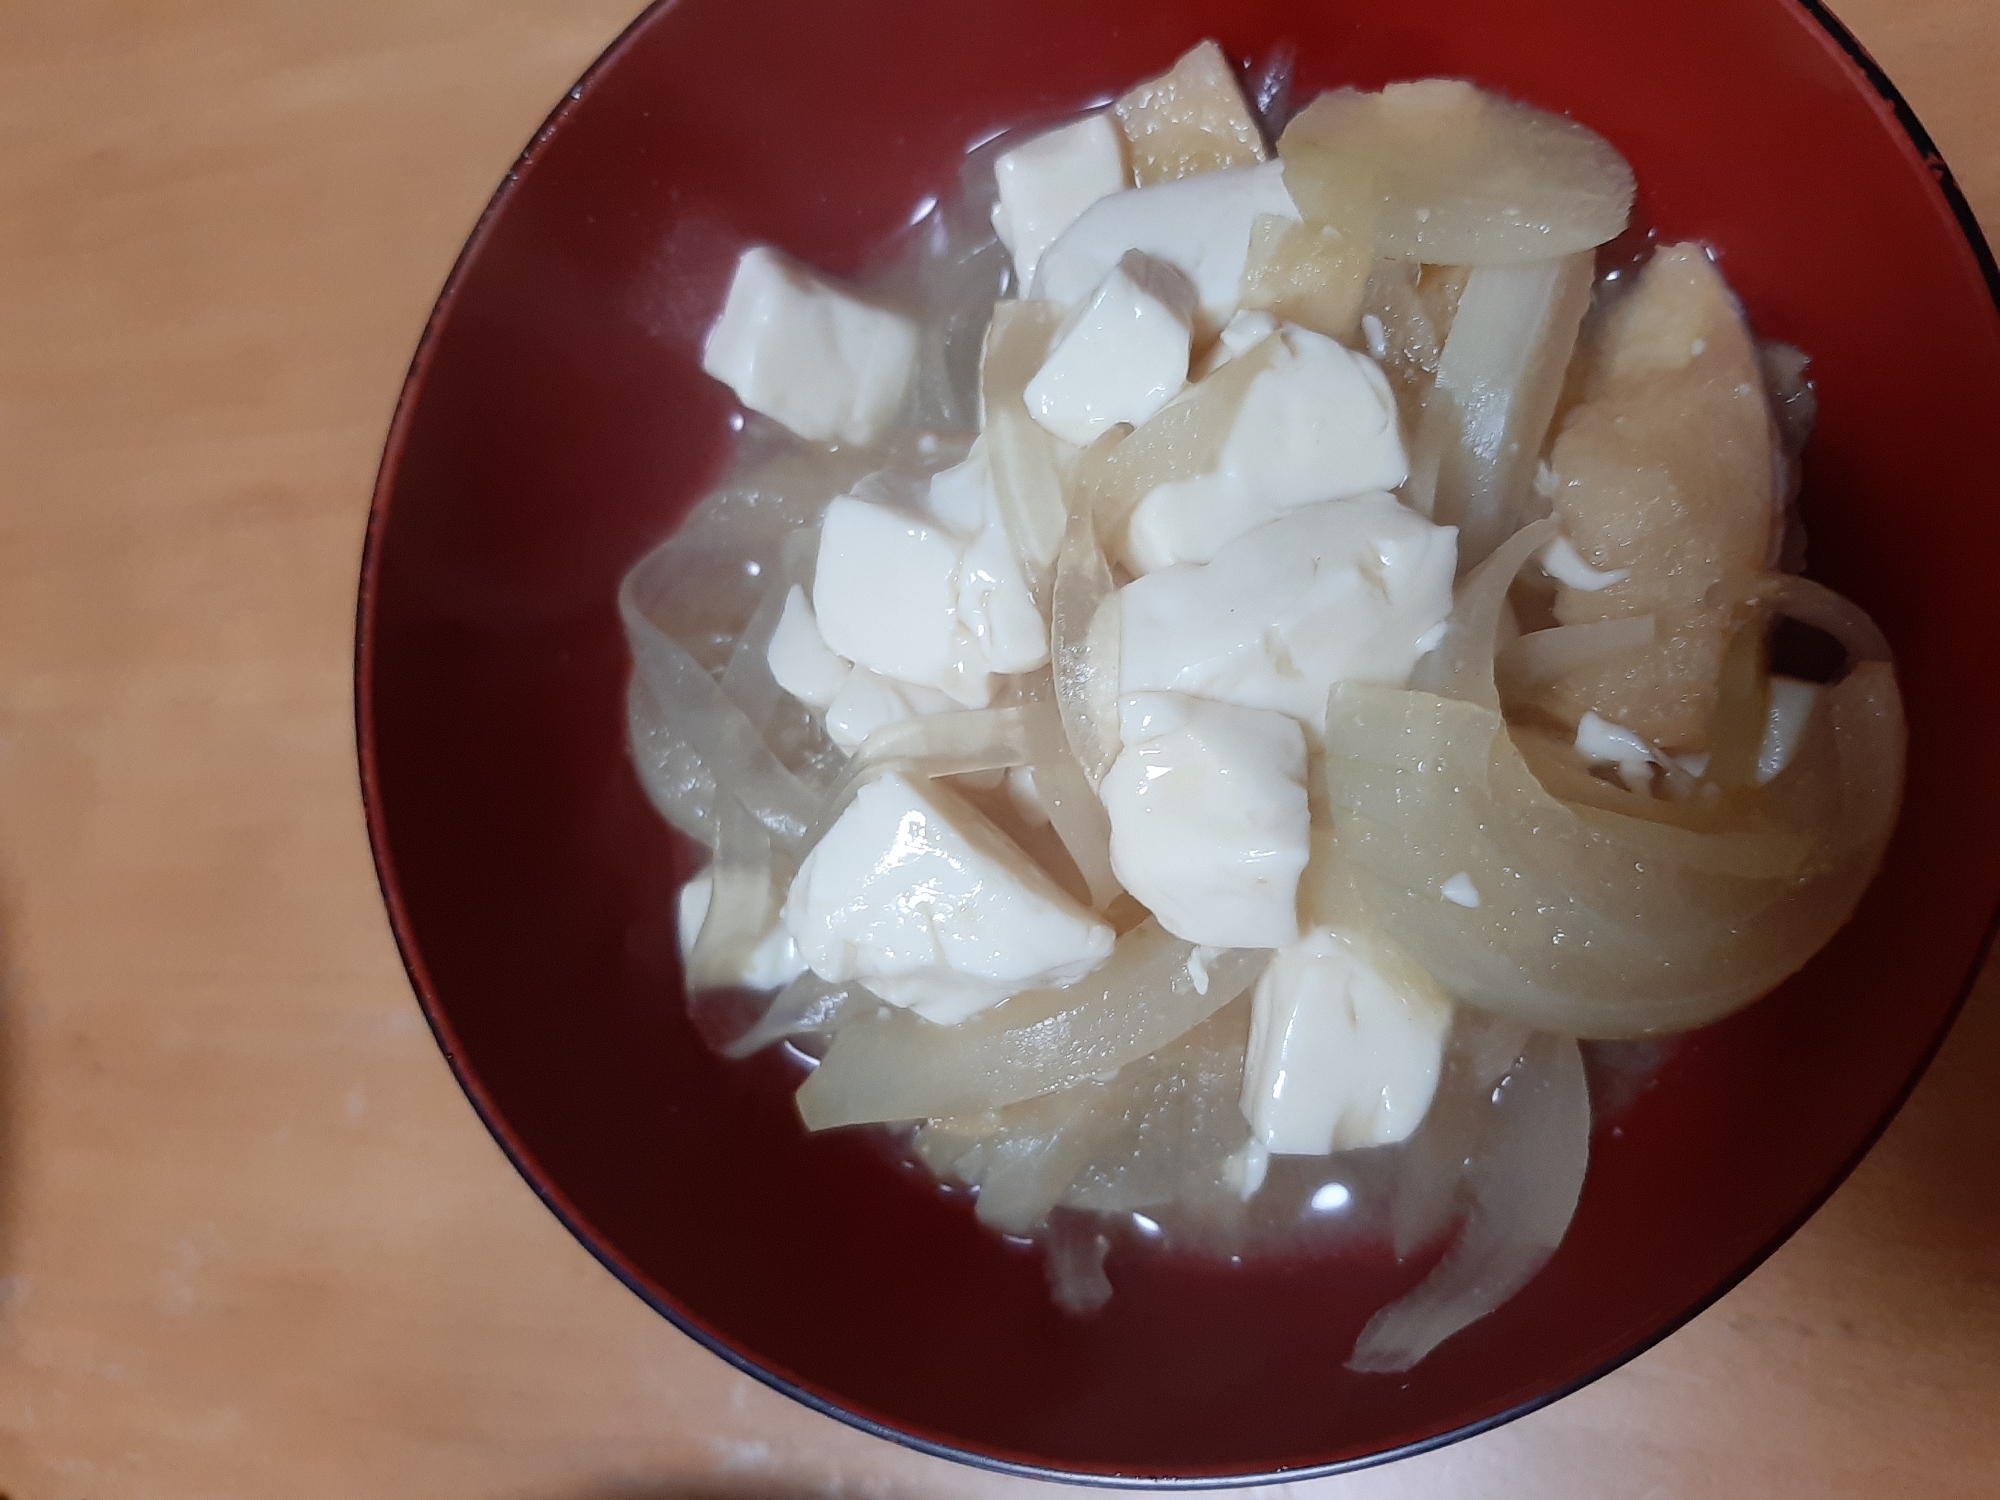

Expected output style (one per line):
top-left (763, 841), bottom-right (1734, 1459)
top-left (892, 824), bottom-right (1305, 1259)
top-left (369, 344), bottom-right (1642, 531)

top-left (358, 0), bottom-right (2000, 1483)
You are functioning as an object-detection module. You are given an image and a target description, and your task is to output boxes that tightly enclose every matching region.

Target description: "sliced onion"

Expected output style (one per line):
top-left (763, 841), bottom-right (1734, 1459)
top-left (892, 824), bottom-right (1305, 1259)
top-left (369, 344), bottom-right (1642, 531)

top-left (1757, 572), bottom-right (1892, 665)
top-left (685, 790), bottom-right (783, 990)
top-left (1388, 1009), bottom-right (1530, 1259)
top-left (1404, 254), bottom-right (1595, 568)
top-left (1408, 518), bottom-right (1560, 708)
top-left (1279, 82), bottom-right (1635, 265)
top-left (1498, 615), bottom-right (1656, 695)
top-left (980, 301), bottom-right (1071, 587)
top-left (720, 970), bottom-right (861, 1061)
top-left (803, 701), bottom-right (1055, 851)
top-left (621, 571), bottom-right (820, 849)
top-left (795, 921), bottom-right (1268, 1128)
top-left (1320, 659), bottom-right (1903, 1036)
top-left (945, 1082), bottom-right (1116, 1234)
top-left (1023, 698), bottom-right (1125, 908)
top-left (1059, 998), bottom-right (1252, 1218)
top-left (1350, 1030), bottom-right (1590, 1372)
top-left (1052, 436), bottom-right (1126, 787)
top-left (626, 671), bottom-right (720, 847)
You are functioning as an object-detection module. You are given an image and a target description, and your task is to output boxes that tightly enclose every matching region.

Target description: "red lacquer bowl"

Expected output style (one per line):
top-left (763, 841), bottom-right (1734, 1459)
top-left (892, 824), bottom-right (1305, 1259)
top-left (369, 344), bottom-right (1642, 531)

top-left (357, 0), bottom-right (2000, 1483)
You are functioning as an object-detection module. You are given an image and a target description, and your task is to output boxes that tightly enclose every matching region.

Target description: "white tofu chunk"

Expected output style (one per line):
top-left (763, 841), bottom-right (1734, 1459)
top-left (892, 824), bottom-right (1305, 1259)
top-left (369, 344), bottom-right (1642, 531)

top-left (1117, 325), bottom-right (1408, 574)
top-left (938, 445), bottom-right (1049, 678)
top-left (701, 246), bottom-right (917, 446)
top-left (1117, 496), bottom-right (1458, 739)
top-left (820, 666), bottom-right (959, 753)
top-left (783, 771), bottom-right (1115, 1023)
top-left (678, 871), bottom-right (809, 991)
top-left (991, 114), bottom-right (1131, 289)
top-left (811, 450), bottom-right (1049, 711)
top-left (1098, 692), bottom-right (1309, 949)
top-left (814, 495), bottom-right (970, 699)
top-left (1032, 160), bottom-right (1299, 338)
top-left (765, 585), bottom-right (851, 709)
top-left (1241, 927), bottom-right (1453, 1154)
top-left (1024, 251), bottom-right (1196, 445)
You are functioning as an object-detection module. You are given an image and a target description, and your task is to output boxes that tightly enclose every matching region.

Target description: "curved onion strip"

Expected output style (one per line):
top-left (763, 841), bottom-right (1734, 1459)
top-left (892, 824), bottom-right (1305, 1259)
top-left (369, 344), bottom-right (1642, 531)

top-left (716, 529), bottom-right (837, 791)
top-left (950, 1082), bottom-right (1116, 1234)
top-left (1015, 670), bottom-right (1123, 907)
top-left (1351, 1031), bottom-right (1589, 1372)
top-left (685, 792), bottom-right (780, 990)
top-left (1388, 1009), bottom-right (1529, 1258)
top-left (1404, 253), bottom-right (1594, 566)
top-left (625, 672), bottom-right (718, 847)
top-left (1757, 571), bottom-right (1893, 664)
top-left (619, 572), bottom-right (819, 849)
top-left (1279, 85), bottom-right (1635, 266)
top-left (1498, 615), bottom-right (1655, 695)
top-left (720, 971), bottom-right (860, 1061)
top-left (795, 921), bottom-right (1268, 1128)
top-left (980, 301), bottom-right (1070, 588)
top-left (1052, 442), bottom-right (1126, 786)
top-left (1408, 518), bottom-right (1560, 708)
top-left (1321, 662), bottom-right (1903, 1036)
top-left (803, 702), bottom-right (1055, 851)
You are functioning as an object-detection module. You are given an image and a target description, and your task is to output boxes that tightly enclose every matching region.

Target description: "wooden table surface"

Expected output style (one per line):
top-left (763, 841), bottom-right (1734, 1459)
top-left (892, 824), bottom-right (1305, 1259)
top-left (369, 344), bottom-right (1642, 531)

top-left (2, 3), bottom-right (1996, 1496)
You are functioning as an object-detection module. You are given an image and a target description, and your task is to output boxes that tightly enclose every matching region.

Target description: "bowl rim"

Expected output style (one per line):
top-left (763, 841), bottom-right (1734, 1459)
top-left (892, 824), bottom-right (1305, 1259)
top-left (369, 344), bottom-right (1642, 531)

top-left (352, 0), bottom-right (2000, 1485)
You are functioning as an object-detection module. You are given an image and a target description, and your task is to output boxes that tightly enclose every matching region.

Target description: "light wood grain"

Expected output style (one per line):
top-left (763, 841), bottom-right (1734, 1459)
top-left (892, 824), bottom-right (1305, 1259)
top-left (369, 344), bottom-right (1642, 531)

top-left (0, 3), bottom-right (1994, 1497)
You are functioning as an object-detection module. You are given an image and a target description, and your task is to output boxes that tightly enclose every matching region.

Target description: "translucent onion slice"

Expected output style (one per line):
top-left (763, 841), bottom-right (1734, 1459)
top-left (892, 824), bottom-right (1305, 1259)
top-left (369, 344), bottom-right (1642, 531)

top-left (1059, 998), bottom-right (1253, 1218)
top-left (1320, 661), bottom-right (1904, 1037)
top-left (802, 702), bottom-right (1055, 850)
top-left (716, 529), bottom-right (841, 792)
top-left (1053, 431), bottom-right (1128, 786)
top-left (1023, 696), bottom-right (1124, 908)
top-left (719, 971), bottom-right (861, 1061)
top-left (931, 1081), bottom-right (1114, 1234)
top-left (685, 790), bottom-right (782, 990)
top-left (1409, 518), bottom-right (1560, 708)
top-left (620, 571), bottom-right (820, 849)
top-left (1404, 253), bottom-right (1596, 568)
top-left (1497, 615), bottom-right (1657, 696)
top-left (1350, 1030), bottom-right (1590, 1372)
top-left (795, 921), bottom-right (1268, 1128)
top-left (1279, 81), bottom-right (1635, 265)
top-left (1388, 1010), bottom-right (1531, 1258)
top-left (980, 300), bottom-right (1071, 588)
top-left (626, 671), bottom-right (719, 847)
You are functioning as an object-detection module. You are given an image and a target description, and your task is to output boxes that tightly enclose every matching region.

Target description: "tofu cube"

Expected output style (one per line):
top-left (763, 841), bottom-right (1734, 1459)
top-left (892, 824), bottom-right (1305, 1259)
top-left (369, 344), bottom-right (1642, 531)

top-left (1033, 160), bottom-right (1298, 338)
top-left (701, 246), bottom-right (917, 446)
top-left (765, 585), bottom-right (851, 710)
top-left (1098, 692), bottom-right (1309, 949)
top-left (811, 451), bottom-right (1049, 713)
top-left (1024, 251), bottom-right (1197, 445)
top-left (783, 771), bottom-right (1115, 1023)
top-left (991, 114), bottom-right (1131, 289)
top-left (1117, 325), bottom-right (1410, 574)
top-left (1118, 494), bottom-right (1458, 739)
top-left (1241, 926), bottom-right (1453, 1154)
